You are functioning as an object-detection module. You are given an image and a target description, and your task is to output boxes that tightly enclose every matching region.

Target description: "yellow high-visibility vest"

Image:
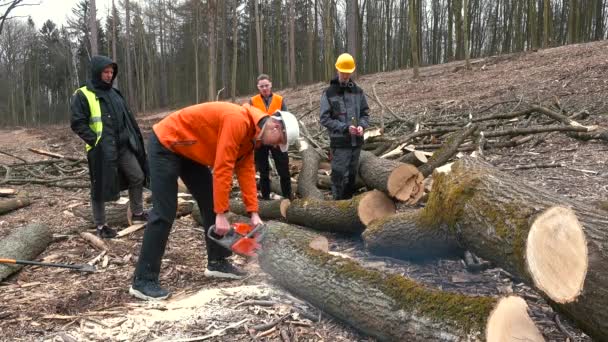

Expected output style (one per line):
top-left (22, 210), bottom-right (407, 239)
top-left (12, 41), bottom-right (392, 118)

top-left (76, 86), bottom-right (102, 151)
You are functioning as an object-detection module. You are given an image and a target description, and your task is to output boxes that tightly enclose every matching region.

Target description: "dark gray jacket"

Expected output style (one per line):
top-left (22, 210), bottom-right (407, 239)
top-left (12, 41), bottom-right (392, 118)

top-left (320, 77), bottom-right (370, 148)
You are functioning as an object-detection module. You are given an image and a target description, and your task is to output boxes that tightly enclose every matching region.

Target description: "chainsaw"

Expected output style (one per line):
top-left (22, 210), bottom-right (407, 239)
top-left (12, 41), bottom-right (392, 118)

top-left (207, 223), bottom-right (265, 257)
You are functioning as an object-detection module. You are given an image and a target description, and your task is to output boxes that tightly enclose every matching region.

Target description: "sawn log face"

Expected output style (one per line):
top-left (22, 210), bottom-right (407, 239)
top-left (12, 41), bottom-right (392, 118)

top-left (425, 157), bottom-right (608, 340)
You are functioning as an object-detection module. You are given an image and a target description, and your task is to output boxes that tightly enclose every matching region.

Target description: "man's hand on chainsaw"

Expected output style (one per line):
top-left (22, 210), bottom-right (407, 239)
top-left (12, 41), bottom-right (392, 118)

top-left (250, 212), bottom-right (263, 227)
top-left (214, 213), bottom-right (231, 235)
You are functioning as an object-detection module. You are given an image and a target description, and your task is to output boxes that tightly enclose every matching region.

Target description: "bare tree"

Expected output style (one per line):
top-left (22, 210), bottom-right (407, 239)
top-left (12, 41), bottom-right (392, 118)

top-left (288, 0), bottom-right (296, 87)
top-left (409, 0), bottom-right (420, 79)
top-left (89, 0), bottom-right (97, 55)
top-left (346, 0), bottom-right (358, 58)
top-left (0, 0), bottom-right (38, 36)
top-left (208, 0), bottom-right (217, 101)
top-left (231, 0), bottom-right (238, 102)
top-left (254, 0), bottom-right (263, 73)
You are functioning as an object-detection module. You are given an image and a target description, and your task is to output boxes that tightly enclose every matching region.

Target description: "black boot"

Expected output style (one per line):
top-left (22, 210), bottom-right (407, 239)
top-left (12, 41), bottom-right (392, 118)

top-left (129, 277), bottom-right (170, 301)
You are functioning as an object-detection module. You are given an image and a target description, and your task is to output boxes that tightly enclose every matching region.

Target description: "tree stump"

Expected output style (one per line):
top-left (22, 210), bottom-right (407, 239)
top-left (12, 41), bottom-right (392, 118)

top-left (0, 224), bottom-right (52, 281)
top-left (258, 221), bottom-right (543, 342)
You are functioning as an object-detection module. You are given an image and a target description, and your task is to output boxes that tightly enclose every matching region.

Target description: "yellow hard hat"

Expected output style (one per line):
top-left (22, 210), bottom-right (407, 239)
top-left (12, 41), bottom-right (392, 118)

top-left (335, 53), bottom-right (356, 73)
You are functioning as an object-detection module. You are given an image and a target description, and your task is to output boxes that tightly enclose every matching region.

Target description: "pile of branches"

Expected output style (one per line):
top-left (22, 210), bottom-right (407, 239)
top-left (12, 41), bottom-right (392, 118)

top-left (0, 150), bottom-right (88, 188)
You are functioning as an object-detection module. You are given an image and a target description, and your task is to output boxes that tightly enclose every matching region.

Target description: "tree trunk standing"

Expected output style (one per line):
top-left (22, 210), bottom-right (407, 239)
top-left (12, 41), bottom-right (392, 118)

top-left (502, 1), bottom-right (512, 53)
top-left (158, 0), bottom-right (168, 107)
top-left (231, 0), bottom-right (239, 102)
top-left (89, 0), bottom-right (98, 56)
top-left (0, 224), bottom-right (52, 281)
top-left (254, 0), bottom-right (263, 74)
top-left (288, 0), bottom-right (296, 87)
top-left (528, 0), bottom-right (538, 50)
top-left (193, 0), bottom-right (200, 103)
top-left (111, 0), bottom-right (117, 63)
top-left (543, 0), bottom-right (552, 47)
top-left (568, 0), bottom-right (577, 43)
top-left (594, 0), bottom-right (604, 40)
top-left (305, 0), bottom-right (314, 83)
top-left (409, 0), bottom-right (419, 79)
top-left (346, 0), bottom-right (358, 61)
top-left (220, 0), bottom-right (228, 99)
top-left (447, 0), bottom-right (453, 61)
top-left (463, 0), bottom-right (470, 69)
top-left (125, 0), bottom-right (135, 110)
top-left (208, 0), bottom-right (217, 101)
top-left (420, 157), bottom-right (608, 341)
top-left (453, 0), bottom-right (463, 59)
top-left (322, 0), bottom-right (334, 80)
top-left (258, 221), bottom-right (544, 342)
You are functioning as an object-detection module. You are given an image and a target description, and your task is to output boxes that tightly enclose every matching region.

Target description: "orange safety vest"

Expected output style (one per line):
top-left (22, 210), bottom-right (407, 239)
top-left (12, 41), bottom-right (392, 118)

top-left (153, 102), bottom-right (267, 214)
top-left (250, 94), bottom-right (283, 114)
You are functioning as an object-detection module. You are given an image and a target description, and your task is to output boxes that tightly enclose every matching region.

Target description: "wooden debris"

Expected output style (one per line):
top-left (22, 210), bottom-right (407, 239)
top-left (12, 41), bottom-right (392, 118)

top-left (79, 232), bottom-right (108, 251)
top-left (0, 196), bottom-right (31, 215)
top-left (0, 188), bottom-right (16, 197)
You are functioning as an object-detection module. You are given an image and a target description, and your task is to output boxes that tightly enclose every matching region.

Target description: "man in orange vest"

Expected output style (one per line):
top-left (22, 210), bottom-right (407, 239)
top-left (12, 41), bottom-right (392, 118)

top-left (129, 102), bottom-right (299, 301)
top-left (250, 74), bottom-right (293, 200)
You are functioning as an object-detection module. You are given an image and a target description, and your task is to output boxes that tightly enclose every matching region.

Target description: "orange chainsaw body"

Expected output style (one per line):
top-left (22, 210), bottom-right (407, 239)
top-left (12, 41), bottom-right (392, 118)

top-left (207, 223), bottom-right (264, 257)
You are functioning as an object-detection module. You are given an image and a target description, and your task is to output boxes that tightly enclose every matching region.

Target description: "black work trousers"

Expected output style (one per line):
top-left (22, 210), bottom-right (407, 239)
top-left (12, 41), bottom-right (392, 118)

top-left (330, 146), bottom-right (362, 200)
top-left (133, 132), bottom-right (231, 282)
top-left (254, 145), bottom-right (291, 199)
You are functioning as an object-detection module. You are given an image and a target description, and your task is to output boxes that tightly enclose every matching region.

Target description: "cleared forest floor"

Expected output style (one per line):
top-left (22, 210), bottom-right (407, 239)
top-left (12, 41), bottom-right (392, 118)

top-left (1, 40), bottom-right (607, 341)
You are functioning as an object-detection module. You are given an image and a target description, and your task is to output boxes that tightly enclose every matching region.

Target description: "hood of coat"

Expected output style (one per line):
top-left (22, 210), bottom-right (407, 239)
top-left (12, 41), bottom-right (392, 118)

top-left (91, 55), bottom-right (118, 90)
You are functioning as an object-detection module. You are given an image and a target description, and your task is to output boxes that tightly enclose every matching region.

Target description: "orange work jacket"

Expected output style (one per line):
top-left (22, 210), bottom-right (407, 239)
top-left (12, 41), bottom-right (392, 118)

top-left (250, 94), bottom-right (283, 114)
top-left (153, 102), bottom-right (267, 214)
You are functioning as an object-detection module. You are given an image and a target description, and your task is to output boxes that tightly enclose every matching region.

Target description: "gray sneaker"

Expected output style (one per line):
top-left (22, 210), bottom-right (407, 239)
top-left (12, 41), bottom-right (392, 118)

top-left (129, 279), bottom-right (170, 301)
top-left (204, 260), bottom-right (246, 279)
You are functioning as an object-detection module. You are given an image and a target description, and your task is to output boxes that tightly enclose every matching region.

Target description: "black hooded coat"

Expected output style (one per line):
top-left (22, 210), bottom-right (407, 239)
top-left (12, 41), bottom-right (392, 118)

top-left (70, 55), bottom-right (148, 201)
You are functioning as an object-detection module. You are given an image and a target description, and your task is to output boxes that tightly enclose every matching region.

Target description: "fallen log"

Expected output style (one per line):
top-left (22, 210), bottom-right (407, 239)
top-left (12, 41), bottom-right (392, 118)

top-left (376, 156), bottom-right (608, 341)
top-left (0, 197), bottom-right (31, 215)
top-left (399, 150), bottom-right (429, 166)
top-left (317, 173), bottom-right (365, 191)
top-left (296, 143), bottom-right (324, 200)
top-left (363, 209), bottom-right (463, 260)
top-left (258, 221), bottom-right (544, 342)
top-left (417, 124), bottom-right (477, 177)
top-left (285, 191), bottom-right (395, 234)
top-left (358, 151), bottom-right (424, 203)
top-left (229, 199), bottom-right (290, 220)
top-left (0, 224), bottom-right (52, 281)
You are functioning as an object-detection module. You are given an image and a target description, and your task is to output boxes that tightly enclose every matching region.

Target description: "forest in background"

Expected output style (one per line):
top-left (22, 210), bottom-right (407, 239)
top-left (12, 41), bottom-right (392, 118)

top-left (0, 0), bottom-right (606, 126)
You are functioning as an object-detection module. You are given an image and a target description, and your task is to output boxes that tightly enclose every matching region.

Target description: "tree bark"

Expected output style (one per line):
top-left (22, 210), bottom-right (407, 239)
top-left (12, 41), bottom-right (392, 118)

top-left (258, 221), bottom-right (543, 342)
top-left (89, 0), bottom-right (98, 56)
top-left (0, 197), bottom-right (30, 215)
top-left (358, 151), bottom-right (424, 203)
top-left (397, 156), bottom-right (608, 341)
top-left (207, 0), bottom-right (217, 101)
top-left (418, 124), bottom-right (477, 177)
top-left (297, 145), bottom-right (324, 200)
top-left (0, 224), bottom-right (52, 281)
top-left (285, 196), bottom-right (366, 234)
top-left (228, 199), bottom-right (289, 220)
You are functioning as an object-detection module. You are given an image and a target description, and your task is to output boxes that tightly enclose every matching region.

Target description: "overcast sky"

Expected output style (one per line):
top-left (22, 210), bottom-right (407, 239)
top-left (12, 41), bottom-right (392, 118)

top-left (10, 0), bottom-right (113, 29)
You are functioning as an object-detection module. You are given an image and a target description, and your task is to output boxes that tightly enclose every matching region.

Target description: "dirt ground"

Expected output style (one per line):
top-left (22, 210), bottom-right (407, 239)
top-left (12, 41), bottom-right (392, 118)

top-left (1, 40), bottom-right (608, 341)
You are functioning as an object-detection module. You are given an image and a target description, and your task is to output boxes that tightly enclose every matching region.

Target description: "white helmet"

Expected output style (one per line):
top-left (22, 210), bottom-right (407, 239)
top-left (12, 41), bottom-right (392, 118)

top-left (274, 111), bottom-right (300, 152)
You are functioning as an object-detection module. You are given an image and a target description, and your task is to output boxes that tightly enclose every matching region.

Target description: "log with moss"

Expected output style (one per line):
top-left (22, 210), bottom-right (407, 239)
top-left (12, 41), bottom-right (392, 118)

top-left (296, 144), bottom-right (324, 200)
top-left (367, 156), bottom-right (608, 340)
top-left (228, 199), bottom-right (290, 220)
top-left (0, 224), bottom-right (52, 281)
top-left (0, 197), bottom-right (31, 215)
top-left (358, 151), bottom-right (424, 203)
top-left (258, 221), bottom-right (544, 341)
top-left (364, 209), bottom-right (463, 260)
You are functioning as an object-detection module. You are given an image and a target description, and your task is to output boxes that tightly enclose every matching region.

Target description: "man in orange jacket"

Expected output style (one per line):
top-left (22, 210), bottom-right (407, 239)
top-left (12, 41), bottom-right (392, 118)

top-left (250, 74), bottom-right (292, 200)
top-left (130, 102), bottom-right (299, 301)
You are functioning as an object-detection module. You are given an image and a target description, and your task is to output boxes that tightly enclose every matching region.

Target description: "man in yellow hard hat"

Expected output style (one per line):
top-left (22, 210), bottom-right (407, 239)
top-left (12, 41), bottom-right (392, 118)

top-left (320, 53), bottom-right (370, 200)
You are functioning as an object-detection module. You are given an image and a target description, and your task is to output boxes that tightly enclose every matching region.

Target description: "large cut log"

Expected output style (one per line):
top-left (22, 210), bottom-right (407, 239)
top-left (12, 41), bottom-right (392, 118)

top-left (363, 209), bottom-right (463, 260)
top-left (285, 191), bottom-right (395, 234)
top-left (228, 199), bottom-right (290, 220)
top-left (0, 224), bottom-right (52, 281)
top-left (358, 151), bottom-right (424, 203)
top-left (258, 221), bottom-right (544, 342)
top-left (296, 143), bottom-right (324, 200)
top-left (372, 156), bottom-right (608, 340)
top-left (0, 197), bottom-right (31, 215)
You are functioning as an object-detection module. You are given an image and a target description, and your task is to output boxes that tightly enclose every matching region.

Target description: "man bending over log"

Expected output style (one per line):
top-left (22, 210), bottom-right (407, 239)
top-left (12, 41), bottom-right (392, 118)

top-left (129, 102), bottom-right (299, 300)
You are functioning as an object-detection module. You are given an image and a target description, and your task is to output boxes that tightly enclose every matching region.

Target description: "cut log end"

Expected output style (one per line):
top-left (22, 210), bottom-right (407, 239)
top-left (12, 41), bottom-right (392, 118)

top-left (280, 199), bottom-right (290, 218)
top-left (526, 206), bottom-right (587, 303)
top-left (387, 164), bottom-right (424, 202)
top-left (357, 190), bottom-right (396, 226)
top-left (486, 296), bottom-right (544, 342)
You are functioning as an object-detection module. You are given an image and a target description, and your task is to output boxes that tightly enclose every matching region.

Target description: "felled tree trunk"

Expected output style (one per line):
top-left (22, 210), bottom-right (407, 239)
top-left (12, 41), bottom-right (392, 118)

top-left (297, 145), bottom-right (324, 200)
top-left (368, 156), bottom-right (608, 341)
top-left (417, 124), bottom-right (477, 177)
top-left (317, 173), bottom-right (364, 191)
top-left (358, 151), bottom-right (424, 203)
top-left (363, 209), bottom-right (463, 260)
top-left (258, 221), bottom-right (543, 342)
top-left (285, 191), bottom-right (395, 234)
top-left (0, 224), bottom-right (52, 281)
top-left (229, 199), bottom-right (290, 220)
top-left (0, 197), bottom-right (31, 215)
